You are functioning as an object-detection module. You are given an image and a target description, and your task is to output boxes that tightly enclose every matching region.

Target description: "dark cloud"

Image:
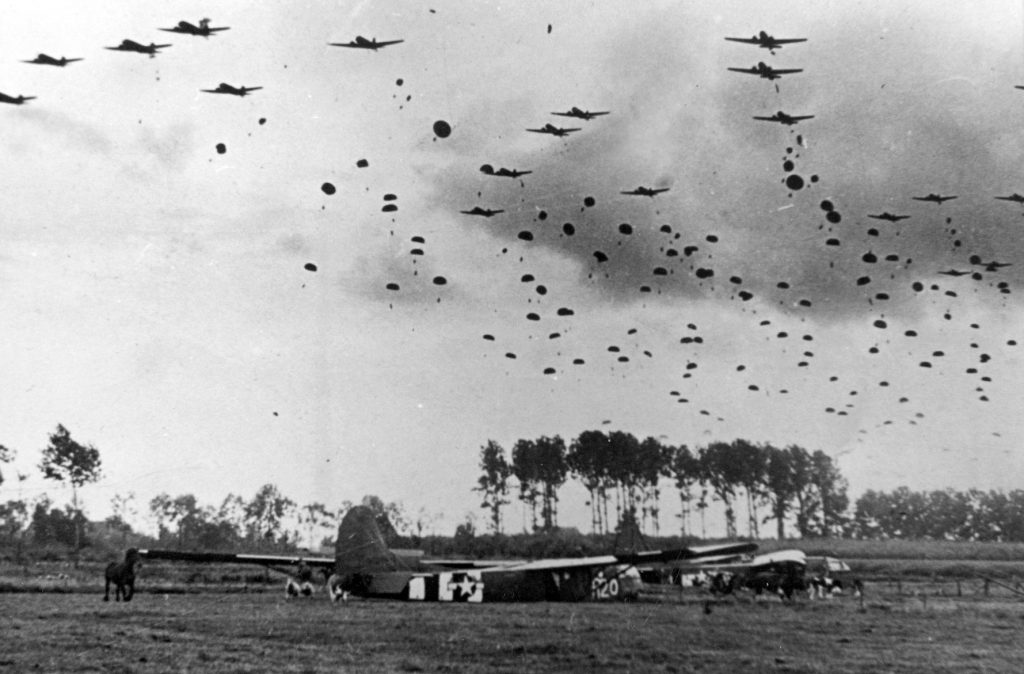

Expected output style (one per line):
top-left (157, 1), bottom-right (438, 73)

top-left (425, 11), bottom-right (1023, 324)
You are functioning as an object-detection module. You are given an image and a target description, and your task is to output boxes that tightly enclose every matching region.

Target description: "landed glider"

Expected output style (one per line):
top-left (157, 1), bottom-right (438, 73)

top-left (139, 505), bottom-right (758, 602)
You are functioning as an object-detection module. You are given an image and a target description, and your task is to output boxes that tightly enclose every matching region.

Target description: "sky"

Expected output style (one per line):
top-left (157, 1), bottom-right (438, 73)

top-left (2, 0), bottom-right (1024, 538)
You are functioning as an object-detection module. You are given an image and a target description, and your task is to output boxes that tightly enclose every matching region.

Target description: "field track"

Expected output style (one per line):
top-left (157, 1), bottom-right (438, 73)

top-left (3, 590), bottom-right (1024, 673)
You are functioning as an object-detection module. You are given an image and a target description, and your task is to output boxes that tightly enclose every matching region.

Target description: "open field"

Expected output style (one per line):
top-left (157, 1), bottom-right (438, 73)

top-left (4, 589), bottom-right (1024, 673)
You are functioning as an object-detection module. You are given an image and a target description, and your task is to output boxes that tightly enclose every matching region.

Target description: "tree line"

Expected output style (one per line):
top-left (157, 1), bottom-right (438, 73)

top-left (5, 424), bottom-right (1024, 563)
top-left (477, 431), bottom-right (1024, 543)
top-left (852, 487), bottom-right (1024, 542)
top-left (476, 432), bottom-right (849, 539)
top-left (0, 424), bottom-right (414, 560)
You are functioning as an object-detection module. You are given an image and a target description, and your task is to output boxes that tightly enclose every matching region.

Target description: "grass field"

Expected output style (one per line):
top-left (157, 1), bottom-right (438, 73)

top-left (3, 588), bottom-right (1024, 673)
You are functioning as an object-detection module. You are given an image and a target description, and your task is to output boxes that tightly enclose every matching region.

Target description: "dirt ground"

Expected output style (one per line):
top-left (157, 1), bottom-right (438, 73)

top-left (3, 588), bottom-right (1024, 673)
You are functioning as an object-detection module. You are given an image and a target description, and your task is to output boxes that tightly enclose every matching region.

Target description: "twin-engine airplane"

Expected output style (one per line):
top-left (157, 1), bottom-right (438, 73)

top-left (753, 110), bottom-right (814, 125)
top-left (621, 186), bottom-right (670, 197)
top-left (551, 107), bottom-right (610, 120)
top-left (868, 212), bottom-right (911, 222)
top-left (23, 53), bottom-right (83, 67)
top-left (912, 193), bottom-right (957, 204)
top-left (160, 19), bottom-right (230, 37)
top-left (0, 92), bottom-right (37, 105)
top-left (330, 36), bottom-right (404, 50)
top-left (527, 123), bottom-right (581, 137)
top-left (201, 83), bottom-right (263, 97)
top-left (725, 31), bottom-right (807, 55)
top-left (105, 40), bottom-right (171, 57)
top-left (728, 62), bottom-right (802, 80)
top-left (480, 164), bottom-right (532, 178)
top-left (460, 206), bottom-right (505, 217)
top-left (139, 505), bottom-right (758, 602)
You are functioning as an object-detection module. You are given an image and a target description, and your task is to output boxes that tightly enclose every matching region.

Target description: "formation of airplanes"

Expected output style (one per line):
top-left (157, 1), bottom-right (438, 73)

top-left (104, 40), bottom-right (172, 57)
top-left (201, 83), bottom-right (263, 97)
top-left (724, 31), bottom-right (807, 55)
top-left (159, 19), bottom-right (230, 37)
top-left (526, 123), bottom-right (581, 137)
top-left (551, 107), bottom-right (610, 120)
top-left (752, 110), bottom-right (815, 125)
top-left (621, 186), bottom-right (670, 197)
top-left (329, 36), bottom-right (404, 50)
top-left (139, 505), bottom-right (775, 603)
top-left (23, 53), bottom-right (82, 67)
top-left (727, 61), bottom-right (802, 80)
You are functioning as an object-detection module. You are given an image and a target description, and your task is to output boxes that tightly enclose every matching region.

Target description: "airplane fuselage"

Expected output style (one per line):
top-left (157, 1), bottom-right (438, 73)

top-left (336, 564), bottom-right (642, 603)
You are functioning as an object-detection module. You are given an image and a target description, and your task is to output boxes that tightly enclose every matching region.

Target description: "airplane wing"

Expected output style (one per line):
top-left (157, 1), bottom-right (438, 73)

top-left (139, 549), bottom-right (335, 569)
top-left (727, 67), bottom-right (758, 75)
top-left (805, 556), bottom-right (851, 573)
top-left (423, 559), bottom-right (525, 569)
top-left (468, 542), bottom-right (759, 574)
top-left (752, 116), bottom-right (779, 121)
top-left (771, 68), bottom-right (803, 74)
top-left (375, 40), bottom-right (404, 47)
top-left (687, 548), bottom-right (805, 573)
top-left (724, 37), bottom-right (760, 44)
top-left (772, 38), bottom-right (807, 45)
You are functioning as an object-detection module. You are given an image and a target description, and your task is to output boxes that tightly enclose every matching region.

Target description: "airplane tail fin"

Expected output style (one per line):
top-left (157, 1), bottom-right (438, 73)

top-left (334, 506), bottom-right (400, 576)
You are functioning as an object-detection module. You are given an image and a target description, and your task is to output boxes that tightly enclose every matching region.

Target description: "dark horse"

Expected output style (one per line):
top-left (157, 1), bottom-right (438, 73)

top-left (104, 548), bottom-right (141, 602)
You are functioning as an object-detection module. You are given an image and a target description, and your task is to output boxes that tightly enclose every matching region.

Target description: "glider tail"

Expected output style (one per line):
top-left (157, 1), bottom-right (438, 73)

top-left (334, 505), bottom-right (400, 576)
